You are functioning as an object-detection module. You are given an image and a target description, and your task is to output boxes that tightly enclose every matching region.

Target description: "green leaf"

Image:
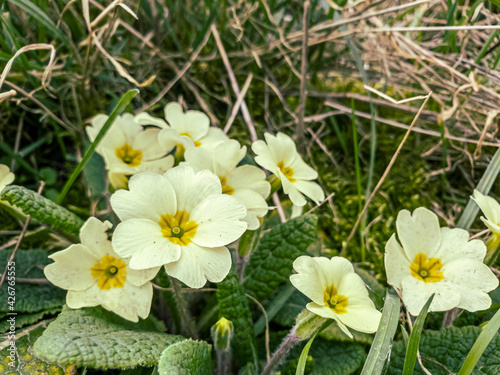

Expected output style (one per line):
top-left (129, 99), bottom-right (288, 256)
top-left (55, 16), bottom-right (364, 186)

top-left (33, 306), bottom-right (185, 369)
top-left (296, 329), bottom-right (320, 375)
top-left (1, 185), bottom-right (84, 236)
top-left (158, 339), bottom-right (212, 375)
top-left (294, 309), bottom-right (328, 340)
top-left (0, 325), bottom-right (69, 375)
top-left (0, 307), bottom-right (60, 333)
top-left (402, 294), bottom-right (434, 375)
top-left (217, 271), bottom-right (258, 365)
top-left (0, 249), bottom-right (66, 313)
top-left (387, 326), bottom-right (500, 374)
top-left (243, 214), bottom-right (318, 301)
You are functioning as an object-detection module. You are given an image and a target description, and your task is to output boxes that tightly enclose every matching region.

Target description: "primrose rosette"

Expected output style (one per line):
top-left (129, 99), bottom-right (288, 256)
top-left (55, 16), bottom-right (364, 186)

top-left (110, 166), bottom-right (248, 288)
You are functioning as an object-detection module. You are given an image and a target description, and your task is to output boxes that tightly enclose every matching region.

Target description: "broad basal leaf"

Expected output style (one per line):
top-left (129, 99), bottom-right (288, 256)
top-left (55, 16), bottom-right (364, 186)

top-left (243, 214), bottom-right (318, 301)
top-left (158, 339), bottom-right (212, 375)
top-left (33, 306), bottom-right (184, 369)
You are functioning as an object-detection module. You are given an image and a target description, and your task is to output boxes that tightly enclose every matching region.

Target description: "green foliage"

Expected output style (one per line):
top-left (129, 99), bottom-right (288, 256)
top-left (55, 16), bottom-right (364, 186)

top-left (0, 325), bottom-right (69, 375)
top-left (158, 339), bottom-right (212, 375)
top-left (294, 309), bottom-right (328, 340)
top-left (0, 249), bottom-right (66, 313)
top-left (33, 305), bottom-right (185, 369)
top-left (1, 185), bottom-right (84, 236)
top-left (217, 271), bottom-right (257, 365)
top-left (0, 307), bottom-right (60, 333)
top-left (243, 214), bottom-right (318, 301)
top-left (386, 326), bottom-right (500, 374)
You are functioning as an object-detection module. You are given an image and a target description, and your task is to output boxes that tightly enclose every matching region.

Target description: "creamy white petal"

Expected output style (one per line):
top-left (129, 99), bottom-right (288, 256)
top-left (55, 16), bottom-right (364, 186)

top-left (290, 256), bottom-right (327, 305)
top-left (472, 190), bottom-right (500, 224)
top-left (158, 128), bottom-right (191, 152)
top-left (79, 217), bottom-right (114, 257)
top-left (280, 171), bottom-right (307, 206)
top-left (212, 140), bottom-right (246, 176)
top-left (396, 207), bottom-right (441, 260)
top-left (384, 234), bottom-right (411, 289)
top-left (453, 284), bottom-right (494, 312)
top-left (306, 302), bottom-right (353, 338)
top-left (45, 244), bottom-right (97, 291)
top-left (134, 128), bottom-right (169, 160)
top-left (232, 189), bottom-right (268, 230)
top-left (164, 166), bottom-right (221, 212)
top-left (164, 102), bottom-right (209, 139)
top-left (198, 127), bottom-right (230, 151)
top-left (183, 147), bottom-right (214, 173)
top-left (291, 180), bottom-right (325, 205)
top-left (338, 273), bottom-right (376, 308)
top-left (111, 172), bottom-right (177, 221)
top-left (337, 305), bottom-right (381, 334)
top-left (252, 140), bottom-right (279, 175)
top-left (66, 286), bottom-right (101, 309)
top-left (126, 266), bottom-right (161, 287)
top-left (289, 157), bottom-right (318, 180)
top-left (436, 227), bottom-right (486, 263)
top-left (112, 219), bottom-right (180, 268)
top-left (443, 259), bottom-right (498, 293)
top-left (134, 112), bottom-right (169, 129)
top-left (315, 257), bottom-right (355, 292)
top-left (164, 244), bottom-right (232, 288)
top-left (135, 156), bottom-right (174, 174)
top-left (0, 164), bottom-right (15, 192)
top-left (102, 283), bottom-right (153, 322)
top-left (481, 217), bottom-right (500, 234)
top-left (401, 277), bottom-right (461, 315)
top-left (266, 133), bottom-right (297, 167)
top-left (228, 165), bottom-right (270, 199)
top-left (191, 195), bottom-right (247, 247)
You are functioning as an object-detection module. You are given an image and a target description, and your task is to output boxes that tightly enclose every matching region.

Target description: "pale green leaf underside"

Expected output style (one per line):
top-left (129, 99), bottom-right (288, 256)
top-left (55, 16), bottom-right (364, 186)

top-left (158, 339), bottom-right (212, 375)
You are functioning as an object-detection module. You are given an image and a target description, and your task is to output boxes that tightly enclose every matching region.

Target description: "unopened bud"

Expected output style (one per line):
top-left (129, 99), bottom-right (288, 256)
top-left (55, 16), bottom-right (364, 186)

top-left (211, 317), bottom-right (233, 351)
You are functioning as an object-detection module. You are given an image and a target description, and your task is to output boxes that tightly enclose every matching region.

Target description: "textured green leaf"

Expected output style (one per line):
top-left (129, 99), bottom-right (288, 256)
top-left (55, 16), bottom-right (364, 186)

top-left (33, 306), bottom-right (185, 369)
top-left (0, 325), bottom-right (69, 375)
top-left (0, 307), bottom-right (60, 333)
top-left (243, 214), bottom-right (318, 301)
top-left (1, 185), bottom-right (84, 236)
top-left (386, 326), bottom-right (500, 374)
top-left (158, 339), bottom-right (212, 375)
top-left (217, 271), bottom-right (258, 365)
top-left (0, 249), bottom-right (66, 313)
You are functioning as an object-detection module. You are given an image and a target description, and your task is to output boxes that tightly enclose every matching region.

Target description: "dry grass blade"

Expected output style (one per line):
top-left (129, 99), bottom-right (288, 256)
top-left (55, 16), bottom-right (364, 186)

top-left (224, 73), bottom-right (254, 134)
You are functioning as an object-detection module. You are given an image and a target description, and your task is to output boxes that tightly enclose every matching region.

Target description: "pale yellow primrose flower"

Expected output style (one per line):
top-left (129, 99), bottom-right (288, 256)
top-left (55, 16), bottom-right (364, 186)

top-left (0, 164), bottom-right (15, 193)
top-left (86, 113), bottom-right (174, 178)
top-left (158, 102), bottom-right (229, 157)
top-left (110, 166), bottom-right (247, 288)
top-left (182, 140), bottom-right (270, 230)
top-left (384, 207), bottom-right (498, 316)
top-left (290, 256), bottom-right (381, 338)
top-left (44, 217), bottom-right (158, 322)
top-left (472, 189), bottom-right (500, 235)
top-left (252, 132), bottom-right (324, 207)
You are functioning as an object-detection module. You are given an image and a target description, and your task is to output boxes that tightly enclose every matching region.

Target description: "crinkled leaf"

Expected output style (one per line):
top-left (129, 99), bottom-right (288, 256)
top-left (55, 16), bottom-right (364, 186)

top-left (158, 339), bottom-right (212, 375)
top-left (386, 326), bottom-right (500, 374)
top-left (0, 249), bottom-right (66, 313)
top-left (0, 307), bottom-right (60, 333)
top-left (217, 271), bottom-right (257, 365)
top-left (0, 325), bottom-right (70, 375)
top-left (243, 214), bottom-right (318, 301)
top-left (33, 306), bottom-right (184, 369)
top-left (1, 185), bottom-right (84, 236)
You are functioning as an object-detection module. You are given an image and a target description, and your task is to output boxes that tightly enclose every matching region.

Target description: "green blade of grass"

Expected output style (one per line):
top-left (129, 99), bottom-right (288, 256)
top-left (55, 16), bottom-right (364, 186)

top-left (402, 294), bottom-right (435, 375)
top-left (295, 329), bottom-right (318, 375)
top-left (458, 308), bottom-right (500, 375)
top-left (57, 89), bottom-right (139, 205)
top-left (360, 291), bottom-right (400, 375)
top-left (254, 283), bottom-right (296, 336)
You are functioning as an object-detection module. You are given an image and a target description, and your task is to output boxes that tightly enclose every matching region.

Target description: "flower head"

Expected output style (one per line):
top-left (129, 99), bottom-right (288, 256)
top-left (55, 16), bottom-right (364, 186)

top-left (44, 217), bottom-right (158, 322)
top-left (472, 190), bottom-right (500, 234)
top-left (384, 207), bottom-right (499, 316)
top-left (158, 102), bottom-right (229, 158)
top-left (0, 164), bottom-right (14, 193)
top-left (252, 132), bottom-right (324, 207)
top-left (290, 256), bottom-right (381, 338)
top-left (110, 166), bottom-right (247, 288)
top-left (182, 140), bottom-right (270, 230)
top-left (86, 113), bottom-right (174, 178)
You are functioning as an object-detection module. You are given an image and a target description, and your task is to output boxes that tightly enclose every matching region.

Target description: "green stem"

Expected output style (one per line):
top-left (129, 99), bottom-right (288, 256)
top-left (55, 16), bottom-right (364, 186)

top-left (170, 277), bottom-right (198, 339)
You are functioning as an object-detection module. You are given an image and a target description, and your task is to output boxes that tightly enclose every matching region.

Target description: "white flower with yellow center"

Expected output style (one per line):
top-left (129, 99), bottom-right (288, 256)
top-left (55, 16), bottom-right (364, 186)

top-left (86, 113), bottom-right (174, 178)
top-left (472, 190), bottom-right (500, 235)
top-left (290, 256), bottom-right (381, 338)
top-left (158, 102), bottom-right (229, 158)
top-left (0, 164), bottom-right (15, 193)
top-left (182, 140), bottom-right (270, 230)
top-left (44, 217), bottom-right (158, 322)
top-left (384, 207), bottom-right (499, 316)
top-left (110, 166), bottom-right (247, 288)
top-left (252, 132), bottom-right (324, 207)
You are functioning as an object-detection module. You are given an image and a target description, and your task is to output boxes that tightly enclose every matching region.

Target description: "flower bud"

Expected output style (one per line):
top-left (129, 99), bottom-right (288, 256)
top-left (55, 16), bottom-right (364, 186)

top-left (211, 317), bottom-right (233, 351)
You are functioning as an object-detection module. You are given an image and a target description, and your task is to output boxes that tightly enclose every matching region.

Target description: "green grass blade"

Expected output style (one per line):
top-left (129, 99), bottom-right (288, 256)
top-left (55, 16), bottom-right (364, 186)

top-left (360, 291), bottom-right (400, 375)
top-left (57, 89), bottom-right (139, 204)
top-left (254, 283), bottom-right (296, 336)
top-left (295, 323), bottom-right (327, 375)
top-left (8, 0), bottom-right (70, 47)
top-left (402, 294), bottom-right (435, 375)
top-left (458, 308), bottom-right (500, 375)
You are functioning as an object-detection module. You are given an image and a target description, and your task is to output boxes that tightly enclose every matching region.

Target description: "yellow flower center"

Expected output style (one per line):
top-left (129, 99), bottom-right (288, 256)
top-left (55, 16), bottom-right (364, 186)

top-left (180, 132), bottom-right (201, 147)
top-left (277, 161), bottom-right (296, 182)
top-left (323, 284), bottom-right (348, 314)
top-left (410, 253), bottom-right (444, 283)
top-left (219, 176), bottom-right (234, 195)
top-left (115, 144), bottom-right (142, 167)
top-left (159, 210), bottom-right (198, 246)
top-left (91, 255), bottom-right (127, 290)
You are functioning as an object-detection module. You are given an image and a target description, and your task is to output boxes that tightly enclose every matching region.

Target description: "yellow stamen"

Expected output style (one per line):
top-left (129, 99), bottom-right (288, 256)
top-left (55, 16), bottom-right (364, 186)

top-left (219, 176), bottom-right (234, 195)
top-left (159, 210), bottom-right (198, 246)
top-left (277, 161), bottom-right (296, 182)
top-left (323, 284), bottom-right (348, 314)
top-left (91, 255), bottom-right (127, 290)
top-left (115, 144), bottom-right (142, 167)
top-left (409, 253), bottom-right (444, 283)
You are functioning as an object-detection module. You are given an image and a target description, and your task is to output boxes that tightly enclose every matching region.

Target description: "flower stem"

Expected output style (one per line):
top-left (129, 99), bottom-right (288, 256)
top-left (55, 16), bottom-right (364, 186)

top-left (261, 331), bottom-right (302, 375)
top-left (216, 349), bottom-right (231, 375)
top-left (169, 277), bottom-right (198, 339)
